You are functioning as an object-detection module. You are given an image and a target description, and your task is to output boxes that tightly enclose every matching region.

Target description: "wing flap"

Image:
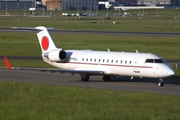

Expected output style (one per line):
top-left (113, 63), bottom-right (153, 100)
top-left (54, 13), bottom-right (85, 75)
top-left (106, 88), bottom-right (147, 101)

top-left (3, 56), bottom-right (105, 75)
top-left (10, 67), bottom-right (105, 75)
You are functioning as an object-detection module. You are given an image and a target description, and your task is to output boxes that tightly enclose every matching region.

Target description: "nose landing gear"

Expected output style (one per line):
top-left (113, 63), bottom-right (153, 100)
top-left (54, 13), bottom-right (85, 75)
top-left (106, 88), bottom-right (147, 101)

top-left (158, 78), bottom-right (164, 87)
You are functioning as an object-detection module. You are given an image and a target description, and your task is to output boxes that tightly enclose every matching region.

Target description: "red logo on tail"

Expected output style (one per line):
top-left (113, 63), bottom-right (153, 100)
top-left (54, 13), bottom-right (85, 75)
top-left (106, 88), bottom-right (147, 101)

top-left (41, 36), bottom-right (49, 51)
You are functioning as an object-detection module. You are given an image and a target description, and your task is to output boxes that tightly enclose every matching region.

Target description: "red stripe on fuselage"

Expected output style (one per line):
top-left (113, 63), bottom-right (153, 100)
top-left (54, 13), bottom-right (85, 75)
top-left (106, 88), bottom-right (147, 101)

top-left (65, 62), bottom-right (153, 68)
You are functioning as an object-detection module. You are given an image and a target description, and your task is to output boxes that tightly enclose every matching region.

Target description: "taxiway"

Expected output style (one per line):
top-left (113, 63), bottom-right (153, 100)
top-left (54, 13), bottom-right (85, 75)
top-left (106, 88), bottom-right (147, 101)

top-left (1, 69), bottom-right (180, 95)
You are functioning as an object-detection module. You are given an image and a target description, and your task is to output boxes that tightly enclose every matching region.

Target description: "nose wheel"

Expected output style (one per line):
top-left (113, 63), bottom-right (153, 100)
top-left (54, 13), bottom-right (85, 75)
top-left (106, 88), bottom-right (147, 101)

top-left (158, 78), bottom-right (164, 87)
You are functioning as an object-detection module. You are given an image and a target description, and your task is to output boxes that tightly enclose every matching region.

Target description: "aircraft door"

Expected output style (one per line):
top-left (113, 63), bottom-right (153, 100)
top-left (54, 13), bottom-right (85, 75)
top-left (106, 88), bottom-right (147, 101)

top-left (134, 59), bottom-right (140, 73)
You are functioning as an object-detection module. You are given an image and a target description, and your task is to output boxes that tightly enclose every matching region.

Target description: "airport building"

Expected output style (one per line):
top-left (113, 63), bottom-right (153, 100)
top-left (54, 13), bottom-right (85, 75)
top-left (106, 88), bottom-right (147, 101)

top-left (61, 0), bottom-right (98, 10)
top-left (0, 0), bottom-right (179, 10)
top-left (0, 0), bottom-right (36, 10)
top-left (112, 0), bottom-right (177, 5)
top-left (42, 0), bottom-right (62, 10)
top-left (137, 0), bottom-right (171, 5)
top-left (115, 0), bottom-right (137, 5)
top-left (0, 0), bottom-right (98, 10)
top-left (41, 0), bottom-right (98, 10)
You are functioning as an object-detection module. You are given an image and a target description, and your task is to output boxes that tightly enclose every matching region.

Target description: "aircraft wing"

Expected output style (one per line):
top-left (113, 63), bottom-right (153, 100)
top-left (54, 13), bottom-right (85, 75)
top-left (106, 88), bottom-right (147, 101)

top-left (3, 56), bottom-right (105, 75)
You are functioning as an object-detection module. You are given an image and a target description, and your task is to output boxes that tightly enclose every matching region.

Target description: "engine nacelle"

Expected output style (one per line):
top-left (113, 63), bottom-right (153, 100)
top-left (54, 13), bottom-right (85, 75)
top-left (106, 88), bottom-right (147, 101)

top-left (46, 50), bottom-right (66, 62)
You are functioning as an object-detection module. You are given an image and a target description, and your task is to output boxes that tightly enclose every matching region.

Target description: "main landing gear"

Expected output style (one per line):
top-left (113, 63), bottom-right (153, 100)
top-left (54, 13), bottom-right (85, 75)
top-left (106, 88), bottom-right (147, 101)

top-left (81, 74), bottom-right (89, 81)
top-left (103, 76), bottom-right (111, 81)
top-left (81, 75), bottom-right (164, 87)
top-left (81, 75), bottom-right (111, 82)
top-left (158, 78), bottom-right (164, 87)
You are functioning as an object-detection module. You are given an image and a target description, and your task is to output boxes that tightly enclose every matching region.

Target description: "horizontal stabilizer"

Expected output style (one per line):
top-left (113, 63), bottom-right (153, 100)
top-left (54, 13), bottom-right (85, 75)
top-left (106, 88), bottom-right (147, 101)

top-left (0, 27), bottom-right (54, 32)
top-left (12, 27), bottom-right (54, 31)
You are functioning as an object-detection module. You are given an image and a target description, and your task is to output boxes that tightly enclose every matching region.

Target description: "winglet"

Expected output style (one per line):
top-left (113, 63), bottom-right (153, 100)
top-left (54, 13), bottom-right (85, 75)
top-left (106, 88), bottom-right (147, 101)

top-left (4, 56), bottom-right (12, 69)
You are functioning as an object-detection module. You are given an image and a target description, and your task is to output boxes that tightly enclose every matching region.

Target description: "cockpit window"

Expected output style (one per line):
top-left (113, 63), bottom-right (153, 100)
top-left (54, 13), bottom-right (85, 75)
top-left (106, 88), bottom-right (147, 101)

top-left (154, 59), bottom-right (164, 63)
top-left (145, 59), bottom-right (153, 63)
top-left (145, 59), bottom-right (164, 63)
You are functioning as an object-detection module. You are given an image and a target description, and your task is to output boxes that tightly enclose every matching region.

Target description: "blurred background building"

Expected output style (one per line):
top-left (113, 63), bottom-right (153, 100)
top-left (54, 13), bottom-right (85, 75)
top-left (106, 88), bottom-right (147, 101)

top-left (61, 0), bottom-right (98, 10)
top-left (0, 0), bottom-right (36, 10)
top-left (42, 0), bottom-right (62, 10)
top-left (0, 0), bottom-right (179, 10)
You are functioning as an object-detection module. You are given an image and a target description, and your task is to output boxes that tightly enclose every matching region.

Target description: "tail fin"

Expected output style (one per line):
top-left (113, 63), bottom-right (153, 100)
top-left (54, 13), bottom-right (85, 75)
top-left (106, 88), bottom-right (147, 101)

top-left (35, 26), bottom-right (57, 53)
top-left (4, 56), bottom-right (12, 69)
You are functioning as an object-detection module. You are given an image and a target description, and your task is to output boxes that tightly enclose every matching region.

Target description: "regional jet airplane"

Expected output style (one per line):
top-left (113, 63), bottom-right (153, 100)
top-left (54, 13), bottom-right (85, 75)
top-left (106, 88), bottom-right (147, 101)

top-left (4, 26), bottom-right (174, 87)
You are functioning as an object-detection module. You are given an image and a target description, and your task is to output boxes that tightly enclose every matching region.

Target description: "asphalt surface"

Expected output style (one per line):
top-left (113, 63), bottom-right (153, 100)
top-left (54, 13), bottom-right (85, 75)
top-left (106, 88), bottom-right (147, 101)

top-left (1, 68), bottom-right (180, 95)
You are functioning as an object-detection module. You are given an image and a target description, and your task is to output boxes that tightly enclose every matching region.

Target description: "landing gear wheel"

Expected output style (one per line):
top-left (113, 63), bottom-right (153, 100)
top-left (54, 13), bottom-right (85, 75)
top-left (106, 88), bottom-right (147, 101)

top-left (103, 76), bottom-right (111, 81)
top-left (158, 79), bottom-right (164, 87)
top-left (81, 75), bottom-right (89, 81)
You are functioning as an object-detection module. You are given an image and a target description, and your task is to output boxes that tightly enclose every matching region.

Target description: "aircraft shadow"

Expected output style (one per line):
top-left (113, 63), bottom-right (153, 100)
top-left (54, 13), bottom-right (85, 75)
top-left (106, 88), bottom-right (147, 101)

top-left (74, 76), bottom-right (180, 86)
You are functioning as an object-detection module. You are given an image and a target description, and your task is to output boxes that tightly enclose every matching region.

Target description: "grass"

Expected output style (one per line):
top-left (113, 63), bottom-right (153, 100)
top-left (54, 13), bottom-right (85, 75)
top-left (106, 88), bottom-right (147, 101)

top-left (0, 32), bottom-right (180, 59)
top-left (1, 17), bottom-right (180, 32)
top-left (1, 9), bottom-right (180, 32)
top-left (0, 9), bottom-right (180, 119)
top-left (1, 31), bottom-right (180, 77)
top-left (0, 80), bottom-right (180, 120)
top-left (0, 9), bottom-right (180, 71)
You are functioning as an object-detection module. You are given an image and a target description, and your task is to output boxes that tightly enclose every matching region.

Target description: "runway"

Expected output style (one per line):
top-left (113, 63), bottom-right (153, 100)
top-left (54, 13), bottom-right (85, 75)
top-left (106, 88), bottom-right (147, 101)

top-left (1, 69), bottom-right (180, 95)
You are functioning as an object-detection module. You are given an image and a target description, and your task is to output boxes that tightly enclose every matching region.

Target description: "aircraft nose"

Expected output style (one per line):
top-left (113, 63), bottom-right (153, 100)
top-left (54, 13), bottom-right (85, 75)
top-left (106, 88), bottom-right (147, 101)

top-left (159, 66), bottom-right (174, 77)
top-left (168, 69), bottom-right (174, 76)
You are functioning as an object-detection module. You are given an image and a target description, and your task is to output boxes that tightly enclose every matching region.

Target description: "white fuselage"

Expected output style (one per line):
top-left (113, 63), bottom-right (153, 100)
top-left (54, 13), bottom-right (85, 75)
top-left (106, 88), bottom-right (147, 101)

top-left (42, 50), bottom-right (174, 78)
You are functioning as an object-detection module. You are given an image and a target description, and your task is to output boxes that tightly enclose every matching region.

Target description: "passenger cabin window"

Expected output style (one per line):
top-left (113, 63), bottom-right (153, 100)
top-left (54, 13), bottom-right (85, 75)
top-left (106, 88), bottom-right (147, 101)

top-left (111, 60), bottom-right (113, 63)
top-left (82, 58), bottom-right (84, 61)
top-left (107, 60), bottom-right (109, 63)
top-left (90, 59), bottom-right (92, 62)
top-left (94, 59), bottom-right (96, 62)
top-left (116, 60), bottom-right (118, 63)
top-left (99, 59), bottom-right (101, 62)
top-left (86, 58), bottom-right (88, 61)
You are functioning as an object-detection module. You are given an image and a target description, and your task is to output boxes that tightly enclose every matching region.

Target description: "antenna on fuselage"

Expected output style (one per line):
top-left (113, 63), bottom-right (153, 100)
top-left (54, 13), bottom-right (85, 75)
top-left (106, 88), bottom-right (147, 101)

top-left (107, 48), bottom-right (110, 52)
top-left (136, 50), bottom-right (138, 53)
